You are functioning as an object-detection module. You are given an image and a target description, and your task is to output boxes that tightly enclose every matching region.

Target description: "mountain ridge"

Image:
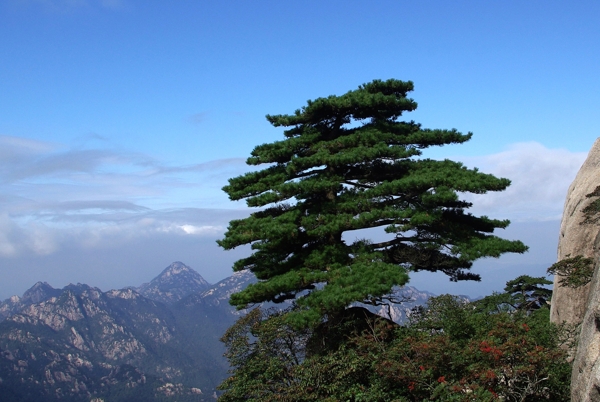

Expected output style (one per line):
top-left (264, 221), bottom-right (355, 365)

top-left (0, 262), bottom-right (254, 401)
top-left (0, 262), bottom-right (438, 401)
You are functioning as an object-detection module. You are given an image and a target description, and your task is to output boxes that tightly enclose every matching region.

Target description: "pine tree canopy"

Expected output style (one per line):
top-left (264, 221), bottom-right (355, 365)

top-left (218, 79), bottom-right (528, 326)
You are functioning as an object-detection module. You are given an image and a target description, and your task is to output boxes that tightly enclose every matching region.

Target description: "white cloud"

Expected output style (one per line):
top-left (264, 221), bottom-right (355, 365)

top-left (0, 135), bottom-right (56, 155)
top-left (0, 213), bottom-right (59, 256)
top-left (0, 206), bottom-right (247, 256)
top-left (0, 134), bottom-right (589, 299)
top-left (24, 222), bottom-right (59, 255)
top-left (0, 136), bottom-right (587, 260)
top-left (0, 134), bottom-right (249, 209)
top-left (459, 142), bottom-right (587, 221)
top-left (0, 214), bottom-right (19, 256)
top-left (179, 224), bottom-right (223, 235)
top-left (0, 133), bottom-right (254, 261)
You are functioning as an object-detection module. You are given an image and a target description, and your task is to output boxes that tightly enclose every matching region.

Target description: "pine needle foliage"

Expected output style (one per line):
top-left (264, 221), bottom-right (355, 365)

top-left (547, 255), bottom-right (594, 288)
top-left (581, 185), bottom-right (600, 225)
top-left (218, 79), bottom-right (528, 326)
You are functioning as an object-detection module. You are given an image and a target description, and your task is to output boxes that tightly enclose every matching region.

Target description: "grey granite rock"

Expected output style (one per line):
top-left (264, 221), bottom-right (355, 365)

top-left (571, 249), bottom-right (600, 402)
top-left (550, 138), bottom-right (600, 401)
top-left (550, 138), bottom-right (600, 326)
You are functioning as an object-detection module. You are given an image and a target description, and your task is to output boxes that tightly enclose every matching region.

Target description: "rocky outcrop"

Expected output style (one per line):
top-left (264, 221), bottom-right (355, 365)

top-left (572, 257), bottom-right (600, 402)
top-left (0, 262), bottom-right (257, 400)
top-left (550, 138), bottom-right (600, 401)
top-left (551, 138), bottom-right (600, 326)
top-left (0, 281), bottom-right (61, 322)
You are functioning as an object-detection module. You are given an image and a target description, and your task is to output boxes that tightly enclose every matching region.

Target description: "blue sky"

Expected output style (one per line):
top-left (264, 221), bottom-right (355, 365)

top-left (0, 0), bottom-right (598, 299)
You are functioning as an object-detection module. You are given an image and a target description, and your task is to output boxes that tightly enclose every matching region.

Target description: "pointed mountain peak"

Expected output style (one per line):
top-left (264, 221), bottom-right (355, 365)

top-left (159, 261), bottom-right (193, 277)
top-left (1, 282), bottom-right (61, 322)
top-left (137, 262), bottom-right (211, 304)
top-left (149, 262), bottom-right (209, 286)
top-left (22, 281), bottom-right (60, 304)
top-left (25, 281), bottom-right (54, 293)
top-left (30, 281), bottom-right (52, 289)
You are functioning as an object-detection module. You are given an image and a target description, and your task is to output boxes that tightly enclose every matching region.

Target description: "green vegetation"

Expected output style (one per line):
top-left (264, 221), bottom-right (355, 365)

top-left (581, 184), bottom-right (600, 224)
top-left (215, 80), bottom-right (571, 400)
top-left (218, 79), bottom-right (527, 327)
top-left (547, 255), bottom-right (594, 288)
top-left (548, 185), bottom-right (600, 289)
top-left (219, 276), bottom-right (571, 401)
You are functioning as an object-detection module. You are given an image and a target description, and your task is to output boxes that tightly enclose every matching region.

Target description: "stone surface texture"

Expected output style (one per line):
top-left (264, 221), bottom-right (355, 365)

top-left (553, 138), bottom-right (600, 402)
top-left (551, 138), bottom-right (600, 326)
top-left (572, 254), bottom-right (600, 402)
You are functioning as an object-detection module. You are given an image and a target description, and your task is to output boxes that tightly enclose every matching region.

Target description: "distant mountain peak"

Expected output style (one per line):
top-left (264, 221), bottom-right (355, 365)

top-left (0, 282), bottom-right (62, 322)
top-left (137, 262), bottom-right (211, 304)
top-left (22, 281), bottom-right (55, 299)
top-left (0, 265), bottom-right (441, 400)
top-left (22, 281), bottom-right (61, 304)
top-left (160, 261), bottom-right (190, 276)
top-left (27, 281), bottom-right (52, 290)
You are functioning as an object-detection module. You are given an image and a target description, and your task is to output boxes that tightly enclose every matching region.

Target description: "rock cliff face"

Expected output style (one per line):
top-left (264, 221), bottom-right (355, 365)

top-left (551, 138), bottom-right (600, 326)
top-left (550, 138), bottom-right (600, 401)
top-left (572, 261), bottom-right (600, 402)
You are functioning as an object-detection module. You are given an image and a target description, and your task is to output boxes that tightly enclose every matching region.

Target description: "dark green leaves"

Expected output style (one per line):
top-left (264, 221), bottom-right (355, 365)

top-left (218, 79), bottom-right (527, 326)
top-left (547, 255), bottom-right (594, 288)
top-left (219, 280), bottom-right (571, 402)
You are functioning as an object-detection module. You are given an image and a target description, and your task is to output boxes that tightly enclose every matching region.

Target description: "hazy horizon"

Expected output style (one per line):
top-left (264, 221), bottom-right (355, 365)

top-left (1, 1), bottom-right (597, 300)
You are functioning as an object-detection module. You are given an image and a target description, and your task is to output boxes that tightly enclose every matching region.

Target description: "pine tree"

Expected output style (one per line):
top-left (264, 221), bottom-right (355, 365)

top-left (504, 275), bottom-right (552, 312)
top-left (218, 79), bottom-right (527, 326)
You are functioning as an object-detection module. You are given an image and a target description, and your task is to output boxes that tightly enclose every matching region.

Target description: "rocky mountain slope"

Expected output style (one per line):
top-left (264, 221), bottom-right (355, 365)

top-left (0, 281), bottom-right (62, 321)
top-left (0, 263), bottom-right (435, 402)
top-left (136, 262), bottom-right (211, 304)
top-left (0, 263), bottom-right (255, 401)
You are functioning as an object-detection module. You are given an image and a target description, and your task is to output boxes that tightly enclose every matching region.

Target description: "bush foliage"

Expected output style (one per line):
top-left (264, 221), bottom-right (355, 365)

top-left (219, 276), bottom-right (571, 401)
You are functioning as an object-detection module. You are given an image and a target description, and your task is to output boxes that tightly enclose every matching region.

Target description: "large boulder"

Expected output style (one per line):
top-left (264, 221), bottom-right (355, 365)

top-left (572, 260), bottom-right (600, 402)
top-left (551, 138), bottom-right (600, 401)
top-left (550, 138), bottom-right (600, 326)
